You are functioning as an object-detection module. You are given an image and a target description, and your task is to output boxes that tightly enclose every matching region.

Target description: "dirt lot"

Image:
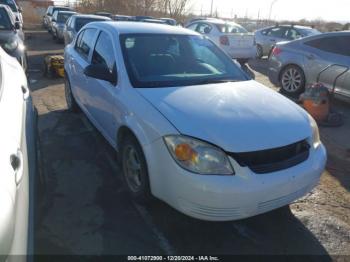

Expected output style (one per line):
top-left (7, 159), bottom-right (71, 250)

top-left (27, 30), bottom-right (350, 259)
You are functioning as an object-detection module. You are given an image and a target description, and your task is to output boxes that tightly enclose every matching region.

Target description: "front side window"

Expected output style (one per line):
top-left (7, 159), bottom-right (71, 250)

top-left (75, 28), bottom-right (97, 58)
top-left (187, 23), bottom-right (198, 31)
top-left (0, 0), bottom-right (17, 12)
top-left (92, 31), bottom-right (116, 72)
top-left (197, 23), bottom-right (212, 34)
top-left (267, 27), bottom-right (286, 38)
top-left (0, 8), bottom-right (12, 30)
top-left (120, 34), bottom-right (249, 88)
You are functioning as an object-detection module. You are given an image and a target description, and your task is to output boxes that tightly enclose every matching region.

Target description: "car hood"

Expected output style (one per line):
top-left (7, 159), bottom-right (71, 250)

top-left (136, 80), bottom-right (311, 153)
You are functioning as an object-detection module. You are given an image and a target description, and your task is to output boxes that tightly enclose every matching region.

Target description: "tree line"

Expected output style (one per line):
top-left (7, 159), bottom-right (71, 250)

top-left (76, 0), bottom-right (192, 21)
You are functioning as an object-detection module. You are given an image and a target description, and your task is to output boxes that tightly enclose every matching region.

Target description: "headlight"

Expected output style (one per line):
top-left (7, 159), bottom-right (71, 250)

top-left (164, 135), bottom-right (234, 175)
top-left (308, 115), bottom-right (321, 148)
top-left (4, 40), bottom-right (18, 52)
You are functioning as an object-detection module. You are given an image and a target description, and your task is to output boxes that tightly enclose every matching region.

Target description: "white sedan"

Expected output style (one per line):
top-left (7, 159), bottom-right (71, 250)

top-left (64, 22), bottom-right (326, 221)
top-left (0, 47), bottom-right (36, 255)
top-left (186, 18), bottom-right (257, 64)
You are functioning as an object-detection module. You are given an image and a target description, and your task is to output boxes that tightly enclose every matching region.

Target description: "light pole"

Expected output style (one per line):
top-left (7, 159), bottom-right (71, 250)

top-left (210, 0), bottom-right (214, 17)
top-left (268, 0), bottom-right (279, 21)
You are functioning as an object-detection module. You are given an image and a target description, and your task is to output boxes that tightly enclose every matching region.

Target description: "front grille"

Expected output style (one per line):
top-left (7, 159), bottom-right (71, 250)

top-left (228, 140), bottom-right (310, 174)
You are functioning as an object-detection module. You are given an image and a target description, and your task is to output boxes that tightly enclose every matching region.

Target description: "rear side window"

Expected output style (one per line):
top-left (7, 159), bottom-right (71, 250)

top-left (305, 36), bottom-right (350, 57)
top-left (75, 28), bottom-right (97, 59)
top-left (92, 31), bottom-right (116, 72)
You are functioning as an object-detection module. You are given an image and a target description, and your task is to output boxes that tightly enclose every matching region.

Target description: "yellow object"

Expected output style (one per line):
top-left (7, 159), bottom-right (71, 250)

top-left (44, 55), bottom-right (65, 78)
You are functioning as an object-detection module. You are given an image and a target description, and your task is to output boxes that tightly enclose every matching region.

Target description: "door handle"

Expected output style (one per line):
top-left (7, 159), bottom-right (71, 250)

top-left (306, 54), bottom-right (315, 60)
top-left (10, 150), bottom-right (24, 185)
top-left (21, 85), bottom-right (29, 100)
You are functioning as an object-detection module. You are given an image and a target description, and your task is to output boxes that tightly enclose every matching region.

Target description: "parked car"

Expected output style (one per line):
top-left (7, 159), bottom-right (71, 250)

top-left (63, 14), bottom-right (111, 46)
top-left (138, 18), bottom-right (167, 25)
top-left (94, 12), bottom-right (113, 19)
top-left (51, 10), bottom-right (76, 42)
top-left (64, 22), bottom-right (326, 221)
top-left (186, 18), bottom-right (257, 64)
top-left (255, 25), bottom-right (321, 58)
top-left (133, 16), bottom-right (154, 21)
top-left (0, 0), bottom-right (22, 26)
top-left (159, 18), bottom-right (177, 26)
top-left (0, 5), bottom-right (27, 70)
top-left (269, 31), bottom-right (350, 97)
top-left (0, 47), bottom-right (37, 257)
top-left (113, 14), bottom-right (133, 21)
top-left (43, 5), bottom-right (72, 32)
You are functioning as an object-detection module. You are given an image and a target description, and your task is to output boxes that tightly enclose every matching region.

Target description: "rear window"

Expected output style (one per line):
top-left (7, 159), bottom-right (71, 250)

top-left (215, 23), bottom-right (248, 34)
top-left (50, 7), bottom-right (70, 16)
top-left (75, 18), bottom-right (106, 32)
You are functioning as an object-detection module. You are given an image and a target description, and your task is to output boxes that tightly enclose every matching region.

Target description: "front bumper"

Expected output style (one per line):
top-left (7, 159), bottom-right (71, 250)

top-left (145, 138), bottom-right (327, 221)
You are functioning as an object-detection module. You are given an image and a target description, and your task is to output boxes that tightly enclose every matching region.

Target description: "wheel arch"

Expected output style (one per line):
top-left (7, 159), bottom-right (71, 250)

top-left (278, 63), bottom-right (305, 83)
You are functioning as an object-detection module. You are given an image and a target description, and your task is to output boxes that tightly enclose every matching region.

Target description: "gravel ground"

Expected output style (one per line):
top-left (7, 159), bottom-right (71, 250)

top-left (27, 30), bottom-right (350, 259)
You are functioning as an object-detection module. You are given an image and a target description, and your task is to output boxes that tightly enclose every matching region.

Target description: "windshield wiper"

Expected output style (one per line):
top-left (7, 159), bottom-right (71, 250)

top-left (195, 79), bottom-right (239, 85)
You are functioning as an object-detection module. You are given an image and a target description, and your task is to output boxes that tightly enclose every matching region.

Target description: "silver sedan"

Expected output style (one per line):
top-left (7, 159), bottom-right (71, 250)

top-left (268, 31), bottom-right (350, 98)
top-left (255, 25), bottom-right (320, 58)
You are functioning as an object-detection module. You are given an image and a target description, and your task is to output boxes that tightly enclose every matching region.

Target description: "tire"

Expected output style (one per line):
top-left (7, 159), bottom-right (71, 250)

top-left (64, 77), bottom-right (79, 112)
top-left (256, 44), bottom-right (263, 59)
top-left (121, 134), bottom-right (151, 203)
top-left (279, 65), bottom-right (306, 96)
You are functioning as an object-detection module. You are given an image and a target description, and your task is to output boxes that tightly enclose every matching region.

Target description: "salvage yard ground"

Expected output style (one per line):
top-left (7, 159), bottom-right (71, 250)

top-left (27, 29), bottom-right (350, 258)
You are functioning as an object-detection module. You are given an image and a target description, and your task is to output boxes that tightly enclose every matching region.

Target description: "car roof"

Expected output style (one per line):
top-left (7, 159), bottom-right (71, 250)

top-left (57, 11), bottom-right (76, 15)
top-left (72, 14), bottom-right (112, 20)
top-left (87, 21), bottom-right (199, 35)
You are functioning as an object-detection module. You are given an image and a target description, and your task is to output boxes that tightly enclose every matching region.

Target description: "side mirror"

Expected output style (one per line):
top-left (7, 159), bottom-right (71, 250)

top-left (19, 7), bottom-right (23, 13)
top-left (84, 64), bottom-right (117, 85)
top-left (204, 27), bottom-right (210, 34)
top-left (15, 22), bottom-right (20, 30)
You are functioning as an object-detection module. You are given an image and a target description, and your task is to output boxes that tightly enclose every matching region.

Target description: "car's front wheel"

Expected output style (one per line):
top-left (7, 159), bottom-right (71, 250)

top-left (64, 77), bottom-right (79, 112)
top-left (121, 134), bottom-right (151, 203)
top-left (280, 65), bottom-right (306, 96)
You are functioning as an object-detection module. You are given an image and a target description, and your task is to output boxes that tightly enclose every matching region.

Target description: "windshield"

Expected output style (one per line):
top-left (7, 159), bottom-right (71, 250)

top-left (298, 28), bottom-right (321, 36)
top-left (0, 8), bottom-right (12, 30)
top-left (0, 0), bottom-right (17, 12)
top-left (57, 13), bottom-right (73, 23)
top-left (216, 23), bottom-right (248, 34)
top-left (120, 34), bottom-right (249, 88)
top-left (75, 18), bottom-right (106, 32)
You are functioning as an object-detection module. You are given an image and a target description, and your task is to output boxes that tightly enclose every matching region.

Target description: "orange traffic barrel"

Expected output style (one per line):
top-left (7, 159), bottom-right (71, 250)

top-left (300, 83), bottom-right (330, 122)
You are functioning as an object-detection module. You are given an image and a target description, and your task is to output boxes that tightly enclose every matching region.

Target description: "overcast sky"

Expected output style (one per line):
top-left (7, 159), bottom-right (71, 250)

top-left (191, 0), bottom-right (350, 22)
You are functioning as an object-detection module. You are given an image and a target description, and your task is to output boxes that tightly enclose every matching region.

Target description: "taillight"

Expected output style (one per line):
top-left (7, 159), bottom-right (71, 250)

top-left (220, 35), bottom-right (230, 46)
top-left (271, 47), bottom-right (282, 56)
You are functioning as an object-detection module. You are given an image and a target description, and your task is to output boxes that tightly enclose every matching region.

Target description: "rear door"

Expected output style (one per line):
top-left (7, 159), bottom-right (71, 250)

top-left (303, 35), bottom-right (350, 96)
